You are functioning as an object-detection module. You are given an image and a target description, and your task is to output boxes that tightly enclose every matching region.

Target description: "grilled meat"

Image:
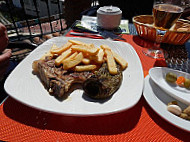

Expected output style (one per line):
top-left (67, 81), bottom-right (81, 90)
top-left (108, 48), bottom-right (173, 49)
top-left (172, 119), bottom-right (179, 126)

top-left (33, 58), bottom-right (123, 100)
top-left (32, 58), bottom-right (94, 99)
top-left (83, 63), bottom-right (123, 99)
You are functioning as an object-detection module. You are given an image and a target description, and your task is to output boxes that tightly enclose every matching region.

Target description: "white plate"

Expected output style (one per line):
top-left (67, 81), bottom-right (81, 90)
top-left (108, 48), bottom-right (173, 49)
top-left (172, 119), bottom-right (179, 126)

top-left (149, 67), bottom-right (190, 105)
top-left (143, 75), bottom-right (190, 132)
top-left (4, 37), bottom-right (144, 116)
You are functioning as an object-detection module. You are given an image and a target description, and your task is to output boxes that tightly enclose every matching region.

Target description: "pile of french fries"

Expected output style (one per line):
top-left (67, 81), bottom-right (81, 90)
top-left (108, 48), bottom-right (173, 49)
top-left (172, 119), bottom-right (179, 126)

top-left (40, 40), bottom-right (128, 75)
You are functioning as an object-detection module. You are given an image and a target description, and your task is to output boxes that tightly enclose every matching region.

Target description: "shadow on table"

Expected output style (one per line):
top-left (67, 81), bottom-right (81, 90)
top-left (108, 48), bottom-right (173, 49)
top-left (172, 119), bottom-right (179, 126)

top-left (45, 98), bottom-right (143, 135)
top-left (132, 35), bottom-right (189, 60)
top-left (3, 97), bottom-right (49, 130)
top-left (3, 96), bottom-right (143, 135)
top-left (132, 35), bottom-right (155, 49)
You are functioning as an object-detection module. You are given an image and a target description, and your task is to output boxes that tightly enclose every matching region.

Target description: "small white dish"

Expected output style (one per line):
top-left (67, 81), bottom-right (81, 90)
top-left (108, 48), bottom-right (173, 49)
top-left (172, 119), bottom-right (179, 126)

top-left (143, 75), bottom-right (190, 132)
top-left (149, 67), bottom-right (190, 105)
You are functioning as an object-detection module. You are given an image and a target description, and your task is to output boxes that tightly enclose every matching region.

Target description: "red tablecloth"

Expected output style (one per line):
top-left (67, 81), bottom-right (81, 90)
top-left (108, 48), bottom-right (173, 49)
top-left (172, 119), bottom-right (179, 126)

top-left (0, 33), bottom-right (190, 141)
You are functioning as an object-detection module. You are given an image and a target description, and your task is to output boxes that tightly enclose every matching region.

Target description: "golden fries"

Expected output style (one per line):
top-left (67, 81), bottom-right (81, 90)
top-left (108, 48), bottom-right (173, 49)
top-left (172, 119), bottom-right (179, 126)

top-left (40, 51), bottom-right (53, 60)
top-left (68, 40), bottom-right (87, 45)
top-left (40, 44), bottom-right (58, 60)
top-left (96, 49), bottom-right (104, 63)
top-left (63, 52), bottom-right (83, 70)
top-left (100, 44), bottom-right (111, 50)
top-left (51, 44), bottom-right (59, 50)
top-left (40, 40), bottom-right (128, 74)
top-left (63, 52), bottom-right (78, 63)
top-left (51, 42), bottom-right (72, 55)
top-left (112, 50), bottom-right (128, 70)
top-left (55, 49), bottom-right (72, 66)
top-left (104, 49), bottom-right (117, 75)
top-left (101, 44), bottom-right (128, 70)
top-left (75, 65), bottom-right (97, 72)
top-left (71, 44), bottom-right (99, 55)
top-left (82, 58), bottom-right (90, 65)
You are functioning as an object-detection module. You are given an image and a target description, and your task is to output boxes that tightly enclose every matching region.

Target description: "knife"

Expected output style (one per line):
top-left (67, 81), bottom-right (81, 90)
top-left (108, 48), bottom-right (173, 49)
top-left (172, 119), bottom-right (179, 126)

top-left (98, 30), bottom-right (126, 41)
top-left (70, 31), bottom-right (126, 41)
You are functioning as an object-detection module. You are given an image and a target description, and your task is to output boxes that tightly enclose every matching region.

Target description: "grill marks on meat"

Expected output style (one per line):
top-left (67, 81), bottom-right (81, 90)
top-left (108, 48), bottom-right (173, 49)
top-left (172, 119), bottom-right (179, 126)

top-left (83, 63), bottom-right (122, 99)
top-left (33, 57), bottom-right (123, 100)
top-left (33, 58), bottom-right (94, 99)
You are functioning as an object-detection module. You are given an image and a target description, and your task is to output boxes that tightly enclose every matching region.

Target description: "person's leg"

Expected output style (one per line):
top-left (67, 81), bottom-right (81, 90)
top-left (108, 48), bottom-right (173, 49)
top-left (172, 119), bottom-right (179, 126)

top-left (0, 60), bottom-right (18, 103)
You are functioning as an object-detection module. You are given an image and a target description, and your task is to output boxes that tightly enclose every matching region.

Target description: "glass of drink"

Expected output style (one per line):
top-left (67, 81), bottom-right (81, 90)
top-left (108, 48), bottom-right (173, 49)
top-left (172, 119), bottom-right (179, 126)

top-left (142, 0), bottom-right (184, 58)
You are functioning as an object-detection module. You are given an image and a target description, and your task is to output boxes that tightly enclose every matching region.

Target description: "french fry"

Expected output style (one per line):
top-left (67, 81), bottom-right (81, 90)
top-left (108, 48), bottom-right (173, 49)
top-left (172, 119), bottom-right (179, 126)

top-left (75, 65), bottom-right (97, 72)
top-left (87, 49), bottom-right (104, 64)
top-left (40, 40), bottom-right (128, 75)
top-left (40, 44), bottom-right (58, 60)
top-left (40, 51), bottom-right (53, 60)
top-left (101, 44), bottom-right (128, 70)
top-left (68, 40), bottom-right (87, 45)
top-left (96, 49), bottom-right (104, 63)
top-left (82, 58), bottom-right (90, 65)
top-left (105, 49), bottom-right (117, 75)
top-left (32, 60), bottom-right (38, 73)
top-left (71, 45), bottom-right (99, 55)
top-left (89, 43), bottom-right (96, 48)
top-left (55, 49), bottom-right (72, 66)
top-left (63, 52), bottom-right (83, 70)
top-left (100, 44), bottom-right (111, 50)
top-left (51, 44), bottom-right (59, 50)
top-left (50, 42), bottom-right (72, 55)
top-left (63, 52), bottom-right (78, 62)
top-left (112, 50), bottom-right (128, 70)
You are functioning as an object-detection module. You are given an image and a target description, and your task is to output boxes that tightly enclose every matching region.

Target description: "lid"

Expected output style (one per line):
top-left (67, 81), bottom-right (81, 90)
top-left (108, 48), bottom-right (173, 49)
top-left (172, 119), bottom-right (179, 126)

top-left (97, 6), bottom-right (122, 15)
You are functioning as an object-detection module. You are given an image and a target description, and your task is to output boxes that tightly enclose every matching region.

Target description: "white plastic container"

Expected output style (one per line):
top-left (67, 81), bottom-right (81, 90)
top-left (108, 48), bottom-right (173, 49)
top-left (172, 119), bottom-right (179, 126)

top-left (97, 6), bottom-right (122, 30)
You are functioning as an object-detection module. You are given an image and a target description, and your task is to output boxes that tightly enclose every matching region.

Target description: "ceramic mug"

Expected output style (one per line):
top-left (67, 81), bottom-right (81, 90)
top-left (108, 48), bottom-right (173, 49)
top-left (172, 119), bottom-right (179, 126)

top-left (97, 6), bottom-right (122, 30)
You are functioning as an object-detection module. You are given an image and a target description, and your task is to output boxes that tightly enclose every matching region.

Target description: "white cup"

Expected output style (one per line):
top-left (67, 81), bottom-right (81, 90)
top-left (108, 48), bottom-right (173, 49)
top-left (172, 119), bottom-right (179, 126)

top-left (97, 6), bottom-right (122, 30)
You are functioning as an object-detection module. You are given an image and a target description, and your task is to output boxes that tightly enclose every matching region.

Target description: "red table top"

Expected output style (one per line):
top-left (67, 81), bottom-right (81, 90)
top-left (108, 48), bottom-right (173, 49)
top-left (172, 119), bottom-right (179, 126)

top-left (0, 33), bottom-right (190, 141)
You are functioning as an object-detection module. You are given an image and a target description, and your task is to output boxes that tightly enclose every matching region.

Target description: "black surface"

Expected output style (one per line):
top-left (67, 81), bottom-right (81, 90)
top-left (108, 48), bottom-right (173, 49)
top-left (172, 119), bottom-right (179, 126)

top-left (0, 41), bottom-right (37, 104)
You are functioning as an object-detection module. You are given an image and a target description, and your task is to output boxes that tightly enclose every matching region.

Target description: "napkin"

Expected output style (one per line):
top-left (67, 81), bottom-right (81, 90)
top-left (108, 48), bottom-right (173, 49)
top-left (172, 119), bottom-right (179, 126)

top-left (72, 15), bottom-right (129, 34)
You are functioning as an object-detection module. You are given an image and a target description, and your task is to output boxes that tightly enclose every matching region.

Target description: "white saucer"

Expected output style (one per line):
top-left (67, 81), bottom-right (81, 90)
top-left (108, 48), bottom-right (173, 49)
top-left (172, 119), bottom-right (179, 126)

top-left (143, 75), bottom-right (190, 132)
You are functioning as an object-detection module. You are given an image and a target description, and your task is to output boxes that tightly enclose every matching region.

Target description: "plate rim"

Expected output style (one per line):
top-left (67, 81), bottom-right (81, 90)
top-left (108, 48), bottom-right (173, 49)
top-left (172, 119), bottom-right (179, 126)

top-left (143, 75), bottom-right (190, 132)
top-left (149, 67), bottom-right (190, 105)
top-left (4, 37), bottom-right (144, 116)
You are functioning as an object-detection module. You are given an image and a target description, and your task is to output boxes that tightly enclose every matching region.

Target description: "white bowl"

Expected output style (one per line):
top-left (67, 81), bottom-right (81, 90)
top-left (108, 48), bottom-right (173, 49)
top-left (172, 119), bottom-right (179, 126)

top-left (149, 67), bottom-right (190, 105)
